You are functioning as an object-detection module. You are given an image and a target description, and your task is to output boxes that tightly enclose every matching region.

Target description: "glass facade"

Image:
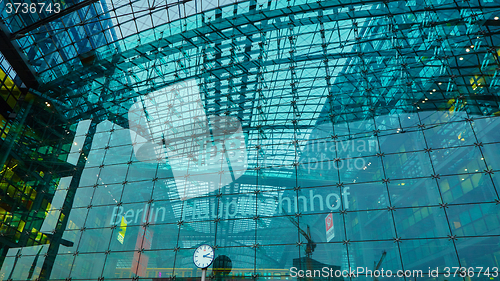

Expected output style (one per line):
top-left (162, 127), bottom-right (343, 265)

top-left (0, 0), bottom-right (500, 280)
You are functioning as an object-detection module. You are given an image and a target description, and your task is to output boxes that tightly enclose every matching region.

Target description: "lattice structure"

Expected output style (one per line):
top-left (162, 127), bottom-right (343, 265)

top-left (0, 0), bottom-right (499, 280)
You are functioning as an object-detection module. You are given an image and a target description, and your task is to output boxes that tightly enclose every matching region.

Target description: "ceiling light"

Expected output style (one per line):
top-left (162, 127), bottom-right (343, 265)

top-left (466, 48), bottom-right (470, 52)
top-left (495, 16), bottom-right (499, 20)
top-left (459, 57), bottom-right (464, 60)
top-left (433, 89), bottom-right (436, 92)
top-left (438, 82), bottom-right (442, 85)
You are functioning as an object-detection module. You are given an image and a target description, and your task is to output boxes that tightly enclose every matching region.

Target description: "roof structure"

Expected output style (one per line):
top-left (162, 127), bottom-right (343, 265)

top-left (2, 0), bottom-right (500, 175)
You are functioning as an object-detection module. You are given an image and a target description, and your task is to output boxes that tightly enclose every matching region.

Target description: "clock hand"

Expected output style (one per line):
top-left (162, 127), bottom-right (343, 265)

top-left (203, 254), bottom-right (212, 258)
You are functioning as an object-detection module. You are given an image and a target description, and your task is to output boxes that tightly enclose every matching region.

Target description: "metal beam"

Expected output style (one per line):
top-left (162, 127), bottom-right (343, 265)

top-left (10, 0), bottom-right (195, 40)
top-left (0, 24), bottom-right (39, 89)
top-left (10, 0), bottom-right (100, 40)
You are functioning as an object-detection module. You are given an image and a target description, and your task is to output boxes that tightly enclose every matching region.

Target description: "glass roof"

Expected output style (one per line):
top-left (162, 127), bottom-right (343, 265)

top-left (1, 0), bottom-right (499, 177)
top-left (0, 0), bottom-right (498, 169)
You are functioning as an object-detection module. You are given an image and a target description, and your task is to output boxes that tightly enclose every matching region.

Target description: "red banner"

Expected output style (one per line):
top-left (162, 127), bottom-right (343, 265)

top-left (131, 227), bottom-right (154, 276)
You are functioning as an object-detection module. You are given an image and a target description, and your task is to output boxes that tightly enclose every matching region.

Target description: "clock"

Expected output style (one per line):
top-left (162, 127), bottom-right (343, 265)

top-left (193, 244), bottom-right (215, 269)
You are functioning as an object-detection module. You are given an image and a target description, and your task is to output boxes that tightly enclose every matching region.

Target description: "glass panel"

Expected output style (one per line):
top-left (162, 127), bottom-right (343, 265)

top-left (345, 210), bottom-right (396, 241)
top-left (482, 143), bottom-right (500, 171)
top-left (348, 241), bottom-right (403, 278)
top-left (399, 239), bottom-right (460, 275)
top-left (472, 117), bottom-right (500, 144)
top-left (423, 120), bottom-right (475, 149)
top-left (456, 237), bottom-right (500, 268)
top-left (430, 146), bottom-right (486, 176)
top-left (70, 252), bottom-right (106, 279)
top-left (379, 131), bottom-right (426, 154)
top-left (78, 227), bottom-right (113, 253)
top-left (447, 203), bottom-right (500, 236)
top-left (388, 178), bottom-right (442, 207)
top-left (393, 207), bottom-right (450, 239)
top-left (438, 173), bottom-right (497, 204)
top-left (384, 152), bottom-right (433, 180)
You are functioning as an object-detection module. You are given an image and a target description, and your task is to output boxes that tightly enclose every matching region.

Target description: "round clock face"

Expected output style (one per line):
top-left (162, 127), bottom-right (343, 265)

top-left (193, 244), bottom-right (214, 268)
